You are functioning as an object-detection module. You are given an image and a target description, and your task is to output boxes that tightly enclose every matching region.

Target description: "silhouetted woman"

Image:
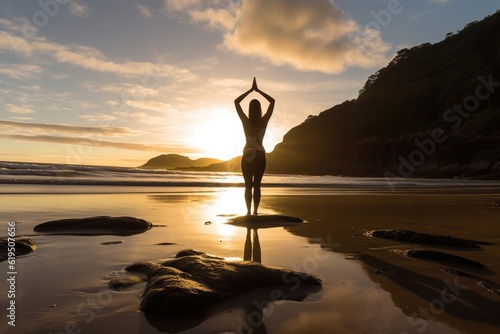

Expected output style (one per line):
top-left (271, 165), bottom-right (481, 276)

top-left (235, 78), bottom-right (275, 215)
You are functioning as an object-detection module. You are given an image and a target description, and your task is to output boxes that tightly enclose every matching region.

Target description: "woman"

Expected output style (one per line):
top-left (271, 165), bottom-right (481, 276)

top-left (234, 78), bottom-right (275, 215)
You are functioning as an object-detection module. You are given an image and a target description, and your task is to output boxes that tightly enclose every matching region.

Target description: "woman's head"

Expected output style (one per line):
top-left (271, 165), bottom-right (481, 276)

top-left (248, 99), bottom-right (262, 126)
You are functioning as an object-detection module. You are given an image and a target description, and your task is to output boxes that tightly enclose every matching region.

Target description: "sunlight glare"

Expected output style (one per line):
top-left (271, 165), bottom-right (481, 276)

top-left (189, 107), bottom-right (244, 160)
top-left (202, 189), bottom-right (246, 238)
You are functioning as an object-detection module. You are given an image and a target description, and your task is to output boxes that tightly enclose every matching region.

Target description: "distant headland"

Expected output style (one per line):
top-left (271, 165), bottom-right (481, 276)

top-left (140, 154), bottom-right (222, 169)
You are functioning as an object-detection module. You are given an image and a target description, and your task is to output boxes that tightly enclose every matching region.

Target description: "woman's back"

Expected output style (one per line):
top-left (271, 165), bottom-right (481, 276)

top-left (242, 118), bottom-right (268, 153)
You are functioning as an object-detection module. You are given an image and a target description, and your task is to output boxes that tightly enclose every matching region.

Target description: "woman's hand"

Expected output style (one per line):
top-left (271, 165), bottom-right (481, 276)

top-left (252, 77), bottom-right (258, 91)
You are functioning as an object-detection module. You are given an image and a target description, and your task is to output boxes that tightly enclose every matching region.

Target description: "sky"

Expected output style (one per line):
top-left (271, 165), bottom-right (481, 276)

top-left (0, 0), bottom-right (499, 167)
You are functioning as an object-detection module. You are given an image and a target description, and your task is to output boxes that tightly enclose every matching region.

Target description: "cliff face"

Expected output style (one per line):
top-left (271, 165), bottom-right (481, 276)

top-left (265, 11), bottom-right (500, 178)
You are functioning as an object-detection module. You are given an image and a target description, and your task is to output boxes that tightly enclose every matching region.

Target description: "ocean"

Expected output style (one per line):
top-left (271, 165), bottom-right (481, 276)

top-left (1, 160), bottom-right (499, 192)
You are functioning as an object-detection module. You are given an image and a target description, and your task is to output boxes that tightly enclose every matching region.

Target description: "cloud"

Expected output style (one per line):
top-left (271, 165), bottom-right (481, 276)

top-left (0, 134), bottom-right (187, 153)
top-left (225, 0), bottom-right (391, 73)
top-left (164, 0), bottom-right (239, 31)
top-left (427, 0), bottom-right (452, 4)
top-left (0, 119), bottom-right (132, 136)
top-left (410, 11), bottom-right (434, 20)
top-left (79, 113), bottom-right (117, 122)
top-left (4, 103), bottom-right (35, 114)
top-left (125, 100), bottom-right (173, 112)
top-left (0, 19), bottom-right (197, 81)
top-left (211, 77), bottom-right (364, 93)
top-left (0, 78), bottom-right (41, 92)
top-left (68, 1), bottom-right (90, 18)
top-left (83, 82), bottom-right (160, 97)
top-left (137, 3), bottom-right (153, 18)
top-left (166, 0), bottom-right (391, 74)
top-left (0, 63), bottom-right (43, 80)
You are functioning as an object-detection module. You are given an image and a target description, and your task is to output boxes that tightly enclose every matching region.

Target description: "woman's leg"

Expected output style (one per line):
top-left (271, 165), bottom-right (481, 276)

top-left (241, 153), bottom-right (254, 215)
top-left (252, 152), bottom-right (266, 215)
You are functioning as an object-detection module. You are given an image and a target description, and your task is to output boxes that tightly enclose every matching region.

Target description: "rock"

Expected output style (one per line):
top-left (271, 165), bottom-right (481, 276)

top-left (0, 238), bottom-right (37, 262)
top-left (109, 276), bottom-right (144, 290)
top-left (442, 269), bottom-right (500, 296)
top-left (374, 267), bottom-right (396, 276)
top-left (125, 249), bottom-right (322, 314)
top-left (34, 216), bottom-right (152, 236)
top-left (365, 229), bottom-right (481, 249)
top-left (402, 249), bottom-right (486, 268)
top-left (125, 262), bottom-right (162, 275)
top-left (101, 241), bottom-right (124, 245)
top-left (174, 249), bottom-right (224, 260)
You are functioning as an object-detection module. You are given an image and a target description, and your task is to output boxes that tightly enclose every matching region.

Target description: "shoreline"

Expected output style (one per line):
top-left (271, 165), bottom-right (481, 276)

top-left (1, 181), bottom-right (500, 196)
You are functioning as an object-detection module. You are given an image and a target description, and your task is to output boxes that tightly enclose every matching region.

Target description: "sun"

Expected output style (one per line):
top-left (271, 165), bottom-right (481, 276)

top-left (189, 108), bottom-right (245, 160)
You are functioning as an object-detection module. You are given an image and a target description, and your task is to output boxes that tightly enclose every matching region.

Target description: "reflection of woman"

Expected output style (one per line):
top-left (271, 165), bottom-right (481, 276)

top-left (234, 78), bottom-right (275, 215)
top-left (244, 228), bottom-right (261, 263)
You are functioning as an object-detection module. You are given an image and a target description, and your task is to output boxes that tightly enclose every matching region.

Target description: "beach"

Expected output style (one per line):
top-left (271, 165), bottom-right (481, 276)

top-left (1, 182), bottom-right (499, 334)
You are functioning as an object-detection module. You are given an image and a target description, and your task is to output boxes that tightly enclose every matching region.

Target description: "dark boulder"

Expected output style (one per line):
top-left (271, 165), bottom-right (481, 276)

top-left (0, 238), bottom-right (36, 262)
top-left (365, 229), bottom-right (482, 249)
top-left (443, 269), bottom-right (500, 295)
top-left (122, 249), bottom-right (322, 314)
top-left (403, 249), bottom-right (486, 268)
top-left (34, 216), bottom-right (152, 236)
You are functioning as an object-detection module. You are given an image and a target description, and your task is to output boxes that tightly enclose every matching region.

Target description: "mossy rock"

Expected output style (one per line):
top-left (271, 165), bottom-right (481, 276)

top-left (121, 249), bottom-right (322, 314)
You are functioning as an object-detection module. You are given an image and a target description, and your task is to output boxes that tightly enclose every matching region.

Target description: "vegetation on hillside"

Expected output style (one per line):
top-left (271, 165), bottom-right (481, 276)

top-left (265, 10), bottom-right (500, 178)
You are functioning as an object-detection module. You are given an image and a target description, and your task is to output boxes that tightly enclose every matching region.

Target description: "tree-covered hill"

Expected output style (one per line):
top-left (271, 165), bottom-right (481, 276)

top-left (265, 10), bottom-right (500, 178)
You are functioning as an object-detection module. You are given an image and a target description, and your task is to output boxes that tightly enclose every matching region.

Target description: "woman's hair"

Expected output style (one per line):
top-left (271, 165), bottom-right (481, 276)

top-left (248, 99), bottom-right (262, 127)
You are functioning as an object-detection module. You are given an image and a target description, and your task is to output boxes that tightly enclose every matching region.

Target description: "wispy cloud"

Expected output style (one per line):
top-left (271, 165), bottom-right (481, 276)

top-left (137, 3), bottom-right (153, 18)
top-left (164, 0), bottom-right (239, 31)
top-left (79, 113), bottom-right (117, 122)
top-left (4, 104), bottom-right (36, 114)
top-left (210, 77), bottom-right (364, 93)
top-left (0, 19), bottom-right (197, 81)
top-left (0, 63), bottom-right (43, 80)
top-left (0, 78), bottom-right (41, 92)
top-left (0, 134), bottom-right (190, 153)
top-left (165, 0), bottom-right (391, 74)
top-left (82, 82), bottom-right (160, 97)
top-left (68, 1), bottom-right (90, 18)
top-left (410, 11), bottom-right (434, 20)
top-left (427, 0), bottom-right (452, 4)
top-left (0, 119), bottom-right (133, 136)
top-left (125, 100), bottom-right (173, 112)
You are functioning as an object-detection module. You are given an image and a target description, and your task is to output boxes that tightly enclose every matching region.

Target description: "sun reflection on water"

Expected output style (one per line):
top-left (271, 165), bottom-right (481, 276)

top-left (201, 188), bottom-right (247, 238)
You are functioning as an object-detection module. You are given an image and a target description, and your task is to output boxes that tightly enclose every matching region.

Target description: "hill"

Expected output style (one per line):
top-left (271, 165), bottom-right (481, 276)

top-left (263, 10), bottom-right (500, 179)
top-left (140, 154), bottom-right (221, 169)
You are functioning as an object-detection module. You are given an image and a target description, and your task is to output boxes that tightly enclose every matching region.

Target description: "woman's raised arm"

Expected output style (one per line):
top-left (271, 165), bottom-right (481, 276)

top-left (256, 86), bottom-right (275, 123)
top-left (234, 87), bottom-right (253, 121)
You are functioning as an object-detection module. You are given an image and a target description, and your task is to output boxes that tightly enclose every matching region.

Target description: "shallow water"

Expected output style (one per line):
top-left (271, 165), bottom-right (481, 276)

top-left (1, 186), bottom-right (499, 333)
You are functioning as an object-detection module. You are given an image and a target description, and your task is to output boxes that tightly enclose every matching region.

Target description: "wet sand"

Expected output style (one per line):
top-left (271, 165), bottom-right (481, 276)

top-left (1, 186), bottom-right (499, 333)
